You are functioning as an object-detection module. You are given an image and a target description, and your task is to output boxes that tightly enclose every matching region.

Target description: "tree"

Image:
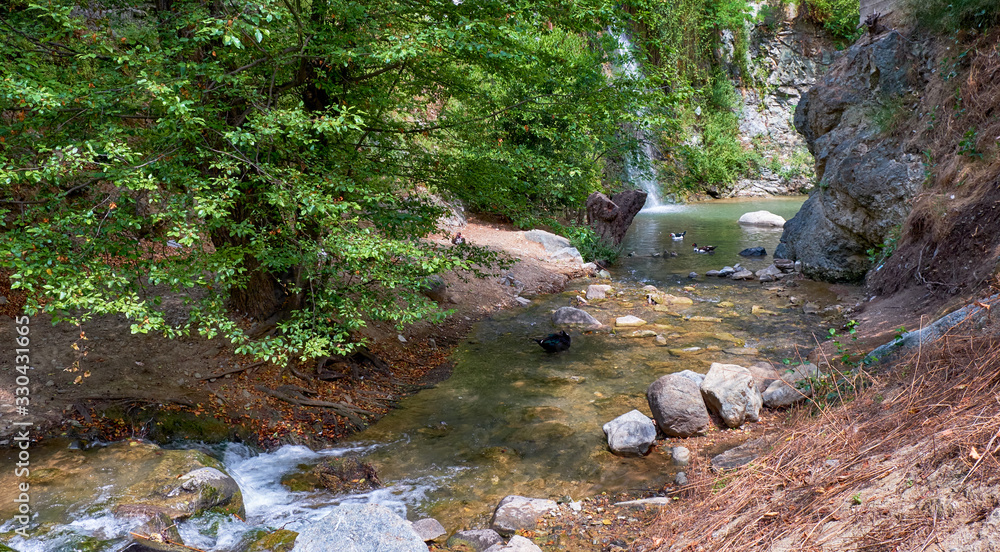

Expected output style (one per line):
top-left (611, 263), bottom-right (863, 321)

top-left (0, 0), bottom-right (637, 363)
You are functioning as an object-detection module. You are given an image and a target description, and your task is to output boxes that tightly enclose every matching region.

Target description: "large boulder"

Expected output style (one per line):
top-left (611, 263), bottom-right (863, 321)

top-left (646, 374), bottom-right (711, 437)
top-left (551, 306), bottom-right (601, 328)
top-left (762, 363), bottom-right (822, 408)
top-left (524, 230), bottom-right (583, 264)
top-left (293, 503), bottom-right (428, 552)
top-left (603, 409), bottom-right (657, 456)
top-left (776, 31), bottom-right (925, 282)
top-left (700, 363), bottom-right (763, 428)
top-left (737, 211), bottom-right (785, 227)
top-left (586, 190), bottom-right (647, 245)
top-left (490, 496), bottom-right (559, 538)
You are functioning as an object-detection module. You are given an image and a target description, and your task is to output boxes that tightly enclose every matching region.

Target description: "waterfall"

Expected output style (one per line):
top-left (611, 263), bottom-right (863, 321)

top-left (612, 29), bottom-right (662, 209)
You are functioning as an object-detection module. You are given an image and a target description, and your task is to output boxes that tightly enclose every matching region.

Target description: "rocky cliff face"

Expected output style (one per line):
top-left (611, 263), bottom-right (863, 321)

top-left (774, 30), bottom-right (929, 282)
top-left (728, 9), bottom-right (837, 197)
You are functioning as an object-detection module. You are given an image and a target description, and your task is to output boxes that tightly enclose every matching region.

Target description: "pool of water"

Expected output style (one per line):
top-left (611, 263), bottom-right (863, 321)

top-left (615, 197), bottom-right (806, 284)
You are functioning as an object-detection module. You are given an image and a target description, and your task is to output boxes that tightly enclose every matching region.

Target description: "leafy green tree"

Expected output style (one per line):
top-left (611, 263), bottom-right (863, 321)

top-left (0, 0), bottom-right (636, 363)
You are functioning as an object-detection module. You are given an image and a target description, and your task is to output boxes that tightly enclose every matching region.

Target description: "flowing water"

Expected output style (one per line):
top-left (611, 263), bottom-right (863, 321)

top-left (1, 197), bottom-right (861, 551)
top-left (611, 29), bottom-right (661, 208)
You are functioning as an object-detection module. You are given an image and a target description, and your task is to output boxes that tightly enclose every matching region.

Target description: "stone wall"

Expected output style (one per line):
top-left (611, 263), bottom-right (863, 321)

top-left (724, 4), bottom-right (839, 197)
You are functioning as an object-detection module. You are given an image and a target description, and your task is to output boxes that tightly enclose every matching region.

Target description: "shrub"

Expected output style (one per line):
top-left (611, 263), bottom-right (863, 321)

top-left (803, 0), bottom-right (863, 42)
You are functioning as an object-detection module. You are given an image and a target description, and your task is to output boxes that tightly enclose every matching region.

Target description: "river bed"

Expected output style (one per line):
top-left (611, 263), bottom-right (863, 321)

top-left (1, 197), bottom-right (864, 551)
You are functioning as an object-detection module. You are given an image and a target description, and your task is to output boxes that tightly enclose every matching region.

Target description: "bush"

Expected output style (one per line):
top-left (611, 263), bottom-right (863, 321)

top-left (803, 0), bottom-right (862, 42)
top-left (551, 223), bottom-right (623, 265)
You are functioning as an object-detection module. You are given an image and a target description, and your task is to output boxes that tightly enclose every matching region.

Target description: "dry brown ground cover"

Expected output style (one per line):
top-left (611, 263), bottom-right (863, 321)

top-left (619, 316), bottom-right (1000, 551)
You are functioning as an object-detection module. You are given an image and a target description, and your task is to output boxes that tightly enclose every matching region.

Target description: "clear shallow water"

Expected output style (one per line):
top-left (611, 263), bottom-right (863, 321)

top-left (2, 197), bottom-right (856, 550)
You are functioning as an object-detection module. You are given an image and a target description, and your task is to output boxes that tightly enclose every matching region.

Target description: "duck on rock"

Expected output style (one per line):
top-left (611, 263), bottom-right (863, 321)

top-left (534, 330), bottom-right (571, 353)
top-left (692, 243), bottom-right (716, 254)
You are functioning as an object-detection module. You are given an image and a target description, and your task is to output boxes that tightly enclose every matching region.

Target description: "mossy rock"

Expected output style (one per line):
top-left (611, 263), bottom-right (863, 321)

top-left (244, 529), bottom-right (299, 552)
top-left (314, 458), bottom-right (382, 495)
top-left (280, 465), bottom-right (322, 492)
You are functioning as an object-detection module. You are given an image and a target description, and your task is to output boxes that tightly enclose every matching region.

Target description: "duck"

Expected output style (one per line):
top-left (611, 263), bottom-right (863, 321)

top-left (534, 330), bottom-right (571, 353)
top-left (670, 231), bottom-right (686, 240)
top-left (451, 233), bottom-right (466, 245)
top-left (692, 243), bottom-right (716, 254)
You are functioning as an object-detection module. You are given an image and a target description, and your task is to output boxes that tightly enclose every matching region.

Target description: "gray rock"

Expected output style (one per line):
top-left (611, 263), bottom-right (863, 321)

top-left (647, 374), bottom-right (711, 437)
top-left (755, 265), bottom-right (784, 282)
top-left (738, 246), bottom-right (767, 257)
top-left (762, 363), bottom-right (822, 408)
top-left (294, 503), bottom-right (428, 552)
top-left (613, 497), bottom-right (671, 509)
top-left (484, 535), bottom-right (543, 552)
top-left (446, 530), bottom-right (504, 552)
top-left (731, 269), bottom-right (755, 280)
top-left (777, 31), bottom-right (924, 283)
top-left (773, 258), bottom-right (795, 272)
top-left (411, 518), bottom-right (446, 542)
top-left (706, 270), bottom-right (721, 277)
top-left (746, 362), bottom-right (781, 393)
top-left (674, 370), bottom-right (705, 386)
top-left (551, 306), bottom-right (601, 328)
top-left (615, 315), bottom-right (646, 327)
top-left (711, 437), bottom-right (774, 470)
top-left (718, 266), bottom-right (736, 277)
top-left (0, 295), bottom-right (7, 305)
top-left (700, 363), bottom-right (763, 428)
top-left (688, 272), bottom-right (699, 279)
top-left (586, 284), bottom-right (613, 300)
top-left (671, 446), bottom-right (691, 466)
top-left (603, 409), bottom-right (657, 456)
top-left (738, 211), bottom-right (786, 227)
top-left (514, 297), bottom-right (531, 306)
top-left (490, 496), bottom-right (559, 538)
top-left (175, 467), bottom-right (243, 516)
top-left (549, 246), bottom-right (584, 264)
top-left (763, 378), bottom-right (811, 408)
top-left (675, 471), bottom-right (688, 486)
top-left (524, 229), bottom-right (571, 252)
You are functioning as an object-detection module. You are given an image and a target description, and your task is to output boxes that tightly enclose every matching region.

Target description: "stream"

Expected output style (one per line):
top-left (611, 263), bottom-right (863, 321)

top-left (1, 197), bottom-right (861, 551)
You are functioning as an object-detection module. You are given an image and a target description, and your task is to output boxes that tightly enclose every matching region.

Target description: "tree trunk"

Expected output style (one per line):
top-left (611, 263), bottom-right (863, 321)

top-left (586, 190), bottom-right (647, 245)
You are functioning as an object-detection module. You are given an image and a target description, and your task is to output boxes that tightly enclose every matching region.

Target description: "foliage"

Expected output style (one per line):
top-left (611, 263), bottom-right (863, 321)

top-left (676, 77), bottom-right (760, 189)
top-left (0, 0), bottom-right (636, 363)
top-left (802, 0), bottom-right (863, 43)
top-left (866, 225), bottom-right (901, 265)
top-left (870, 94), bottom-right (911, 134)
top-left (550, 223), bottom-right (622, 264)
top-left (908, 0), bottom-right (1000, 33)
top-left (958, 127), bottom-right (984, 159)
top-left (757, 0), bottom-right (789, 34)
